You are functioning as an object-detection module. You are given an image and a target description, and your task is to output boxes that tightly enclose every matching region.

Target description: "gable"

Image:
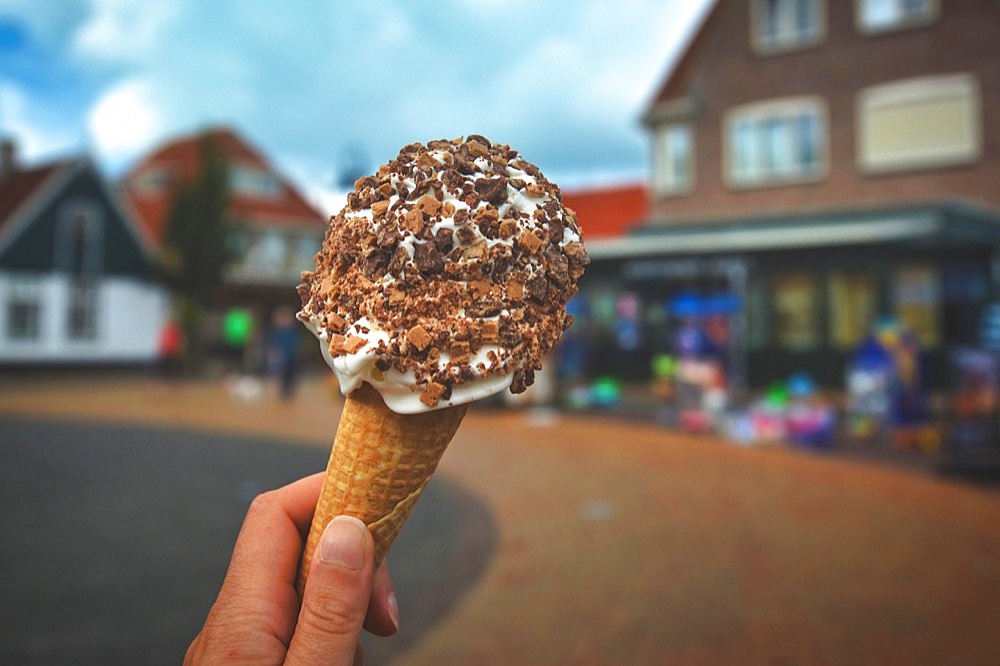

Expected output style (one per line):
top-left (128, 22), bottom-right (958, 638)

top-left (124, 127), bottom-right (325, 245)
top-left (0, 162), bottom-right (155, 278)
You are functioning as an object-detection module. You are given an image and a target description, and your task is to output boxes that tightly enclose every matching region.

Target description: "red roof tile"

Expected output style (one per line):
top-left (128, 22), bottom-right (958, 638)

top-left (122, 127), bottom-right (324, 245)
top-left (0, 163), bottom-right (64, 234)
top-left (562, 183), bottom-right (648, 240)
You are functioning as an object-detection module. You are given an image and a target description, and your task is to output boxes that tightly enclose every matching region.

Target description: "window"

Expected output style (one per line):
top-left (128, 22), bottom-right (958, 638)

top-left (249, 230), bottom-right (286, 268)
top-left (726, 97), bottom-right (826, 187)
top-left (752, 0), bottom-right (825, 53)
top-left (131, 167), bottom-right (173, 195)
top-left (856, 0), bottom-right (937, 33)
top-left (55, 203), bottom-right (102, 342)
top-left (652, 124), bottom-right (693, 196)
top-left (773, 274), bottom-right (819, 350)
top-left (296, 233), bottom-right (321, 268)
top-left (857, 74), bottom-right (981, 174)
top-left (6, 277), bottom-right (42, 341)
top-left (56, 203), bottom-right (103, 275)
top-left (231, 166), bottom-right (282, 200)
top-left (828, 272), bottom-right (877, 348)
top-left (67, 280), bottom-right (98, 341)
top-left (894, 266), bottom-right (939, 347)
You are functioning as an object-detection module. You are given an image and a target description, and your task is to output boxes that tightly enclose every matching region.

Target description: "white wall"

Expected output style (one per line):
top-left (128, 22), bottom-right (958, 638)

top-left (0, 271), bottom-right (169, 363)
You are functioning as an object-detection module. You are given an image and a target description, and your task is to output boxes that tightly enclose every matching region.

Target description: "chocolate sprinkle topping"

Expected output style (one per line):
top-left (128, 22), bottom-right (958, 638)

top-left (298, 136), bottom-right (590, 405)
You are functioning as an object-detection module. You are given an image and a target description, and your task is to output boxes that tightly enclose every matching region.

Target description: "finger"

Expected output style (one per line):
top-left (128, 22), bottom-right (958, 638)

top-left (285, 515), bottom-right (374, 665)
top-left (188, 473), bottom-right (327, 661)
top-left (223, 472), bottom-right (325, 598)
top-left (365, 560), bottom-right (400, 636)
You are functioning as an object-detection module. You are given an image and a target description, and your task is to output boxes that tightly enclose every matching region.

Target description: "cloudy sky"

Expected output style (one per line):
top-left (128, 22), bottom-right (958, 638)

top-left (0, 0), bottom-right (712, 209)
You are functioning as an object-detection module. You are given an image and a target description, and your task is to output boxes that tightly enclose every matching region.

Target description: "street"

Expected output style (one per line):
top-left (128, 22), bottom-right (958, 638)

top-left (2, 376), bottom-right (1000, 664)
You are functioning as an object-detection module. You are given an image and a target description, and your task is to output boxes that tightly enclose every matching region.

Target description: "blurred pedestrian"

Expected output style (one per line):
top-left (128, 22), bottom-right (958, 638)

top-left (157, 316), bottom-right (185, 380)
top-left (268, 306), bottom-right (301, 400)
top-left (185, 473), bottom-right (399, 664)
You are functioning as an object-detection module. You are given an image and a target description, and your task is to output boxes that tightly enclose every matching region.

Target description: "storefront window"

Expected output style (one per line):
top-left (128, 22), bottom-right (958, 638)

top-left (894, 266), bottom-right (939, 347)
top-left (828, 271), bottom-right (876, 348)
top-left (773, 274), bottom-right (818, 350)
top-left (746, 278), bottom-right (769, 350)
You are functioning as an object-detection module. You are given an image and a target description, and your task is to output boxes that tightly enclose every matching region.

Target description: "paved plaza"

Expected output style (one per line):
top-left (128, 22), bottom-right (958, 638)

top-left (2, 375), bottom-right (999, 664)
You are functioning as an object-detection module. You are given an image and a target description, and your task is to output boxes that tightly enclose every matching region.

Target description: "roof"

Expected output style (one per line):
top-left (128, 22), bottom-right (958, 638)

top-left (587, 202), bottom-right (1000, 259)
top-left (642, 1), bottom-right (720, 124)
top-left (561, 183), bottom-right (648, 240)
top-left (0, 163), bottom-right (65, 233)
top-left (122, 127), bottom-right (324, 244)
top-left (0, 156), bottom-right (158, 265)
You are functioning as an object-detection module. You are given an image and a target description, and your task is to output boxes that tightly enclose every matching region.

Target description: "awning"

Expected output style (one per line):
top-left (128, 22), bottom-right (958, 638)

top-left (586, 203), bottom-right (1000, 260)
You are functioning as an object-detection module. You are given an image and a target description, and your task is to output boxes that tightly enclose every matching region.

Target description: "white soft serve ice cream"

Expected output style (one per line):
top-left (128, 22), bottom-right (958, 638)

top-left (297, 135), bottom-right (590, 413)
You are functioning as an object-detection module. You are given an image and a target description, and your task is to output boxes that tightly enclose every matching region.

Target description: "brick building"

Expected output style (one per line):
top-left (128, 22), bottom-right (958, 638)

top-left (585, 0), bottom-right (1000, 389)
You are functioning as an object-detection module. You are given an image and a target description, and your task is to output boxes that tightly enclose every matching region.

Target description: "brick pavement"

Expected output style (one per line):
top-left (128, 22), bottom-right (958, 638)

top-left (2, 375), bottom-right (1000, 665)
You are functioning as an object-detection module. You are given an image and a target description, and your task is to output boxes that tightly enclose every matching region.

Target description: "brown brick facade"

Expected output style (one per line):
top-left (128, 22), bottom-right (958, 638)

top-left (645, 0), bottom-right (1000, 224)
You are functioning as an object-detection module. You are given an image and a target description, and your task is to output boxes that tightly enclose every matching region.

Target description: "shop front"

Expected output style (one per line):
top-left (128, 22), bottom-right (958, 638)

top-left (575, 203), bottom-right (1000, 394)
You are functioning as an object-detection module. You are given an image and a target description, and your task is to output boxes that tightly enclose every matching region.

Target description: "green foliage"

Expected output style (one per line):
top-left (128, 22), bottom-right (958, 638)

top-left (162, 134), bottom-right (237, 305)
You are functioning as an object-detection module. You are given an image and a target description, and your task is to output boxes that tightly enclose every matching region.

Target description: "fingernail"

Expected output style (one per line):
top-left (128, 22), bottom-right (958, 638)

top-left (319, 516), bottom-right (368, 570)
top-left (387, 590), bottom-right (400, 632)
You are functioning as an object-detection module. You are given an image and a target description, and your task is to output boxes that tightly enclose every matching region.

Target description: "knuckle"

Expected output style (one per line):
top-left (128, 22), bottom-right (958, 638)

top-left (299, 588), bottom-right (362, 638)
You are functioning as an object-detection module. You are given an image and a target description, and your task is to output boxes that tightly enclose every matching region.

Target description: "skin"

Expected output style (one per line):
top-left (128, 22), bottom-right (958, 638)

top-left (185, 473), bottom-right (399, 665)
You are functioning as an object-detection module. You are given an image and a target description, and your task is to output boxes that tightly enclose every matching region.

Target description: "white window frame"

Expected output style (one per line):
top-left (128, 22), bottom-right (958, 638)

top-left (856, 73), bottom-right (982, 174)
top-left (230, 164), bottom-right (282, 200)
top-left (855, 0), bottom-right (938, 34)
top-left (723, 96), bottom-right (828, 189)
top-left (751, 0), bottom-right (826, 54)
top-left (652, 124), bottom-right (694, 197)
top-left (5, 275), bottom-right (43, 341)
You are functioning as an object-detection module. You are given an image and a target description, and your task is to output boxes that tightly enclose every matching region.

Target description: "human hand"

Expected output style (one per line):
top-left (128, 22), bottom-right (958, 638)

top-left (185, 473), bottom-right (400, 665)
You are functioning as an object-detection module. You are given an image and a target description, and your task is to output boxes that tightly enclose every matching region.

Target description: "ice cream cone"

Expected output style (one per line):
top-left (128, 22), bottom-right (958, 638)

top-left (297, 382), bottom-right (468, 592)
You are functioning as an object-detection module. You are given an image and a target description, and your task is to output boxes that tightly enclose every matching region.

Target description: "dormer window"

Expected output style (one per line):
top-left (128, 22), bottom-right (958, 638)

top-left (231, 166), bottom-right (282, 200)
top-left (131, 167), bottom-right (172, 195)
top-left (751, 0), bottom-right (825, 54)
top-left (856, 0), bottom-right (938, 34)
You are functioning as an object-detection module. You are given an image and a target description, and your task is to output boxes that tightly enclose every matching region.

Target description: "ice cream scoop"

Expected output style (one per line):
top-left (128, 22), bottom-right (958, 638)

top-left (296, 135), bottom-right (588, 587)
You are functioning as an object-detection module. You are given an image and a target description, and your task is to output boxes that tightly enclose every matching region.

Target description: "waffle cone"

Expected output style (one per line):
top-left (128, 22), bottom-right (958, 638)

top-left (298, 382), bottom-right (467, 592)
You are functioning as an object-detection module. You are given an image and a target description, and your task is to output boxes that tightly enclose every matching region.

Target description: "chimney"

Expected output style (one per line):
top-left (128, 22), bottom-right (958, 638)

top-left (0, 138), bottom-right (15, 179)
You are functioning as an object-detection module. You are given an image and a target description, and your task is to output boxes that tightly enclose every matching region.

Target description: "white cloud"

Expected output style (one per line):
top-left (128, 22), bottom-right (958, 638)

top-left (0, 82), bottom-right (78, 161)
top-left (86, 78), bottom-right (164, 169)
top-left (72, 0), bottom-right (178, 63)
top-left (3, 0), bottom-right (714, 185)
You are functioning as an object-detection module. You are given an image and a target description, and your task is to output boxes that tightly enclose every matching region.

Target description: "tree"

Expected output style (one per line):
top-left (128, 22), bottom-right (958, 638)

top-left (161, 134), bottom-right (237, 369)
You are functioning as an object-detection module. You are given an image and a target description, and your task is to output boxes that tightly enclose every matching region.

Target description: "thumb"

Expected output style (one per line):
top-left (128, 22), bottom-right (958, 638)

top-left (285, 516), bottom-right (374, 665)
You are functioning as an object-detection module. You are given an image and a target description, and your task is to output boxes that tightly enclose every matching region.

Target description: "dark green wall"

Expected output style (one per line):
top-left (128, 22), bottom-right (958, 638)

top-left (0, 162), bottom-right (154, 278)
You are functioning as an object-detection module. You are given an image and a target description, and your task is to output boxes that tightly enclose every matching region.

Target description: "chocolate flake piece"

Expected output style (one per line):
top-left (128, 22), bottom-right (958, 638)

top-left (480, 320), bottom-right (500, 344)
top-left (499, 218), bottom-right (518, 239)
top-left (413, 242), bottom-right (445, 274)
top-left (475, 178), bottom-right (508, 207)
top-left (406, 325), bottom-right (433, 351)
top-left (517, 230), bottom-right (545, 255)
top-left (372, 199), bottom-right (390, 218)
top-left (450, 340), bottom-right (471, 365)
top-left (564, 241), bottom-right (590, 266)
top-left (455, 225), bottom-right (477, 247)
top-left (404, 207), bottom-right (425, 235)
top-left (344, 335), bottom-right (368, 353)
top-left (420, 382), bottom-right (447, 407)
top-left (416, 194), bottom-right (442, 216)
